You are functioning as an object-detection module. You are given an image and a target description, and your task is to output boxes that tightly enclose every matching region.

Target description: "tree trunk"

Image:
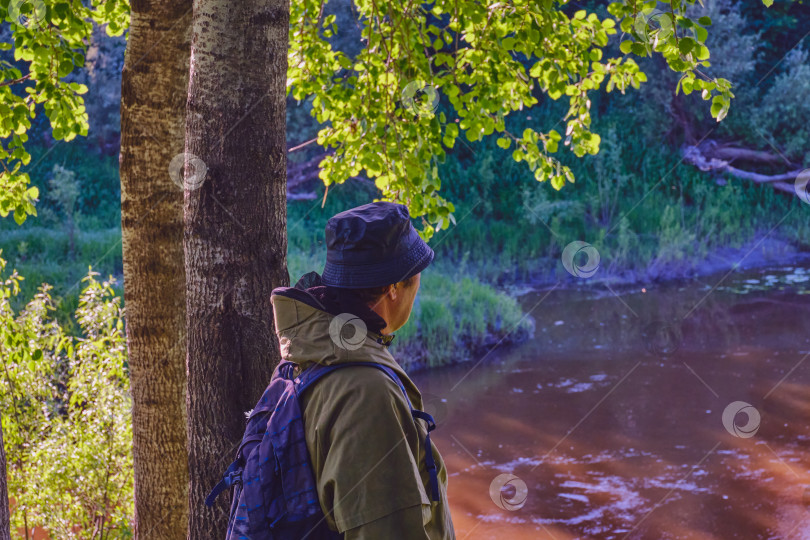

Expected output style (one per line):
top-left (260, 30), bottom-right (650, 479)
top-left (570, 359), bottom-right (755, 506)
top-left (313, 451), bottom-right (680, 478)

top-left (183, 0), bottom-right (289, 535)
top-left (119, 2), bottom-right (192, 538)
top-left (0, 416), bottom-right (9, 540)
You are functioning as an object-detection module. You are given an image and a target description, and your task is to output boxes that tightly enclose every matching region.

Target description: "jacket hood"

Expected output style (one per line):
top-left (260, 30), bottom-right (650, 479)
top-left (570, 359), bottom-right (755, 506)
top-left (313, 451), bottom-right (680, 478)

top-left (270, 286), bottom-right (408, 379)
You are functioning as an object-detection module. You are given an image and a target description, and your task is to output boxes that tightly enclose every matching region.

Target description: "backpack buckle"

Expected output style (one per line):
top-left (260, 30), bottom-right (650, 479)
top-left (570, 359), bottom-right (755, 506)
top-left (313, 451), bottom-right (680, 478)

top-left (205, 460), bottom-right (243, 507)
top-left (225, 469), bottom-right (242, 487)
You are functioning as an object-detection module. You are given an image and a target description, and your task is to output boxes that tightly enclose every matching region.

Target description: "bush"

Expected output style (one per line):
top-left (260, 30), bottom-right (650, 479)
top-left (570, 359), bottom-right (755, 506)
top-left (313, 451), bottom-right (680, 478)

top-left (393, 268), bottom-right (534, 370)
top-left (0, 260), bottom-right (133, 539)
top-left (755, 47), bottom-right (810, 165)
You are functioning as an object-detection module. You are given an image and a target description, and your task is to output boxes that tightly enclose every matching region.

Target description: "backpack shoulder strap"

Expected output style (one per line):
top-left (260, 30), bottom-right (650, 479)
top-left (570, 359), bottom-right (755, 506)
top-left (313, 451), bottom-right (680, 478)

top-left (294, 361), bottom-right (441, 502)
top-left (295, 361), bottom-right (411, 405)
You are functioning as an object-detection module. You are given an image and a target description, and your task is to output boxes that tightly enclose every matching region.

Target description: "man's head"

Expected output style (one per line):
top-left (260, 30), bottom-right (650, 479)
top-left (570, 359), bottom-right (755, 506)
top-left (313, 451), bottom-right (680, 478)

top-left (350, 273), bottom-right (421, 334)
top-left (321, 202), bottom-right (433, 334)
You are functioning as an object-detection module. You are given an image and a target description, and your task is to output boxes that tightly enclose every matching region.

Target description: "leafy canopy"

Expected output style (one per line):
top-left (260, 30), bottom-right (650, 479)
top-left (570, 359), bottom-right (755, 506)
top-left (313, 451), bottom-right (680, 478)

top-left (289, 0), bottom-right (762, 238)
top-left (1, 0), bottom-right (770, 235)
top-left (0, 0), bottom-right (129, 224)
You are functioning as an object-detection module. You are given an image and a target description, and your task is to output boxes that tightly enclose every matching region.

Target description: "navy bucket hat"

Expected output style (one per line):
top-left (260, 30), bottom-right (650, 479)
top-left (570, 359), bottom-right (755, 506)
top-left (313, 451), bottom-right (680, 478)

top-left (321, 202), bottom-right (434, 289)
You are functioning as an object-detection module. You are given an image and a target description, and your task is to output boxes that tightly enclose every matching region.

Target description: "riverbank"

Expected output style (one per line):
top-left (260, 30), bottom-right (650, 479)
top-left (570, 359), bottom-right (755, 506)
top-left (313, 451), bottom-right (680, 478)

top-left (517, 234), bottom-right (810, 292)
top-left (398, 232), bottom-right (810, 372)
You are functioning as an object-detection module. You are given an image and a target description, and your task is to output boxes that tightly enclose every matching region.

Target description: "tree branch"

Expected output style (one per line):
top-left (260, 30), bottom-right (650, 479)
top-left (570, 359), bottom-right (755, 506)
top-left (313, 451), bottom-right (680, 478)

top-left (0, 73), bottom-right (32, 87)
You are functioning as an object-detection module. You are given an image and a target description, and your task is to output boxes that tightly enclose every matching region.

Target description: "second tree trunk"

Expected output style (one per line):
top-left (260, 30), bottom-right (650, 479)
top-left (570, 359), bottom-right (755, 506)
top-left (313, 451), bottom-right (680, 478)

top-left (183, 0), bottom-right (290, 535)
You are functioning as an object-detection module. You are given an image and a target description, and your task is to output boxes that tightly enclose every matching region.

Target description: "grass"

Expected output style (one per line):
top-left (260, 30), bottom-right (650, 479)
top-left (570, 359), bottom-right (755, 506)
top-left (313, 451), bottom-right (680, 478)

top-left (0, 226), bottom-right (123, 334)
top-left (393, 267), bottom-right (533, 370)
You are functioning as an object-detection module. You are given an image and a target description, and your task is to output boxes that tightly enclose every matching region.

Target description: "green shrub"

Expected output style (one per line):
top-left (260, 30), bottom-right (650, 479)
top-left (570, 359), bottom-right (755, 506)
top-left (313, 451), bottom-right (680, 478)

top-left (755, 48), bottom-right (810, 165)
top-left (393, 269), bottom-right (533, 370)
top-left (0, 260), bottom-right (133, 539)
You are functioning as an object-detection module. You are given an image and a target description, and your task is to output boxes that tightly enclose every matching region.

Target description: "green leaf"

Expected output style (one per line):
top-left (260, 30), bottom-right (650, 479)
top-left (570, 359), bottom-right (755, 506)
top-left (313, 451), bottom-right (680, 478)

top-left (630, 43), bottom-right (648, 56)
top-left (496, 137), bottom-right (511, 149)
top-left (678, 37), bottom-right (694, 55)
top-left (682, 79), bottom-right (694, 94)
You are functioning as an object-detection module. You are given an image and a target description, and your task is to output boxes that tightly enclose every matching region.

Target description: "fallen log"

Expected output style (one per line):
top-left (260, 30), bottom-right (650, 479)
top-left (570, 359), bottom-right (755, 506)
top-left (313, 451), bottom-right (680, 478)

top-left (681, 144), bottom-right (807, 199)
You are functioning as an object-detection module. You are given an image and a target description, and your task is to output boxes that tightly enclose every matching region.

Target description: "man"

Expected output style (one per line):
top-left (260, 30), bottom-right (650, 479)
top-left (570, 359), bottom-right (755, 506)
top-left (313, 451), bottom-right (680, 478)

top-left (269, 201), bottom-right (456, 539)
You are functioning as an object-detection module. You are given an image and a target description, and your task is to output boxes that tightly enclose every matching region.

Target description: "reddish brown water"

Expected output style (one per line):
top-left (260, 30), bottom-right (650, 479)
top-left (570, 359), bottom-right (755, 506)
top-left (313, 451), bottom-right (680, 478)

top-left (412, 265), bottom-right (810, 539)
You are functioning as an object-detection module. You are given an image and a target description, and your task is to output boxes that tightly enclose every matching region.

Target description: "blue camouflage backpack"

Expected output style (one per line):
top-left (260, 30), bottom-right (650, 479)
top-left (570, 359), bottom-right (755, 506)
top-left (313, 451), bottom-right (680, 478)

top-left (206, 359), bottom-right (441, 539)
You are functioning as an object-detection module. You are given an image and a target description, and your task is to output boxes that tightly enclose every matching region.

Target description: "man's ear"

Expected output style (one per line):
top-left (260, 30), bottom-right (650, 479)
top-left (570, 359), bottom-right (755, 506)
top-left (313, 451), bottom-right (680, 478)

top-left (386, 282), bottom-right (398, 300)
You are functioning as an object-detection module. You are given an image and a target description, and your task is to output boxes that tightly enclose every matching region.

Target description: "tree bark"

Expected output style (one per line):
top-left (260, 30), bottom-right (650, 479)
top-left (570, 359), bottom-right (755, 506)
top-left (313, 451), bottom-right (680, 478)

top-left (119, 2), bottom-right (192, 538)
top-left (183, 0), bottom-right (289, 535)
top-left (0, 416), bottom-right (9, 540)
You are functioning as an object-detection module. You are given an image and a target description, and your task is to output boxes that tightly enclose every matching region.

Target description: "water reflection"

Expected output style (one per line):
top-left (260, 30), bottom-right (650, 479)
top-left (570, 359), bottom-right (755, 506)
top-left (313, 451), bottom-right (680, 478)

top-left (411, 265), bottom-right (810, 539)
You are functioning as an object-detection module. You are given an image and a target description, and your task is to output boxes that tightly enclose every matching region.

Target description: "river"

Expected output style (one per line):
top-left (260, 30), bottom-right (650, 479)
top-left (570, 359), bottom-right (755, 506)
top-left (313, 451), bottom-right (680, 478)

top-left (412, 264), bottom-right (810, 539)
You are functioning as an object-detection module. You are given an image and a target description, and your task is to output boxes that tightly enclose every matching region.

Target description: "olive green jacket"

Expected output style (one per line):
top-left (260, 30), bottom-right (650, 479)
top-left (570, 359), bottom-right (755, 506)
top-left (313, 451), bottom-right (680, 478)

top-left (271, 292), bottom-right (456, 539)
